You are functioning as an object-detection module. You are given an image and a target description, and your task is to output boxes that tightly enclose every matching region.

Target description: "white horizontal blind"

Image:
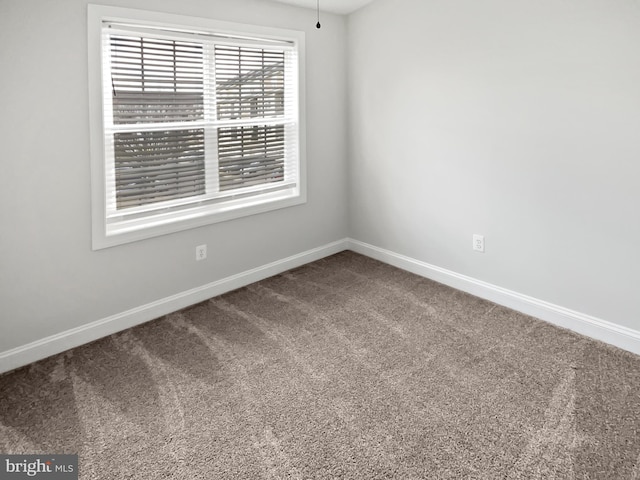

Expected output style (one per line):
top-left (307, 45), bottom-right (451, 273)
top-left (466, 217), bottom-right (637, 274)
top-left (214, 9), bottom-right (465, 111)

top-left (106, 32), bottom-right (209, 211)
top-left (215, 46), bottom-right (285, 120)
top-left (218, 125), bottom-right (285, 191)
top-left (113, 129), bottom-right (206, 208)
top-left (101, 22), bottom-right (299, 221)
top-left (215, 45), bottom-right (287, 192)
top-left (110, 35), bottom-right (205, 124)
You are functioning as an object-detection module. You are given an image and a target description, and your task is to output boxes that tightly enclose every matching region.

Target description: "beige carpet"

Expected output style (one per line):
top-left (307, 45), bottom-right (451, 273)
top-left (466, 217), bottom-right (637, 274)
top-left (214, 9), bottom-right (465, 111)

top-left (1, 251), bottom-right (640, 479)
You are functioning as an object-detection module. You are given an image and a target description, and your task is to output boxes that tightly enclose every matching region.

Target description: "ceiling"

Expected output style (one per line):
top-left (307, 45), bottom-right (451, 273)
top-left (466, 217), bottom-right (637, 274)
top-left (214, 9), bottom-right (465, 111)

top-left (270, 0), bottom-right (375, 15)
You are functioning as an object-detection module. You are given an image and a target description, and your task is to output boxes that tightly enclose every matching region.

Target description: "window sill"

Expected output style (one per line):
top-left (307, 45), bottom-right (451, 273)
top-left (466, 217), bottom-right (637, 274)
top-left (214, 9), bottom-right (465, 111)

top-left (92, 189), bottom-right (306, 250)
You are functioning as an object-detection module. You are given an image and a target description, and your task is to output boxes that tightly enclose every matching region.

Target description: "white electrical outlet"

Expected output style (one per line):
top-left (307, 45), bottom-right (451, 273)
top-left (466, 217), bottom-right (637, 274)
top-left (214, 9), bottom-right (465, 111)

top-left (196, 244), bottom-right (207, 261)
top-left (473, 234), bottom-right (485, 253)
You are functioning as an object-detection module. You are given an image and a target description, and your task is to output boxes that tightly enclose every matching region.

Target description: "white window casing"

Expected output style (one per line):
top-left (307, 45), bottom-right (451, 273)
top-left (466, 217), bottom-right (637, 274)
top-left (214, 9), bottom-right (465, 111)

top-left (88, 5), bottom-right (306, 249)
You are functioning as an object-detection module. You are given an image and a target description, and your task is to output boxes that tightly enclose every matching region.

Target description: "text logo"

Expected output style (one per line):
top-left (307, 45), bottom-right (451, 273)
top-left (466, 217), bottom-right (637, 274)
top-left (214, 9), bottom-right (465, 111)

top-left (0, 455), bottom-right (77, 479)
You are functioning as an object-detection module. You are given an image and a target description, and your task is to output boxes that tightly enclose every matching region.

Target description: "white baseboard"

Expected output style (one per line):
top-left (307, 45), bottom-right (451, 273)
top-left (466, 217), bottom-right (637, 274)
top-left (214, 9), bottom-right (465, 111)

top-left (347, 238), bottom-right (640, 356)
top-left (3, 237), bottom-right (638, 374)
top-left (0, 239), bottom-right (349, 374)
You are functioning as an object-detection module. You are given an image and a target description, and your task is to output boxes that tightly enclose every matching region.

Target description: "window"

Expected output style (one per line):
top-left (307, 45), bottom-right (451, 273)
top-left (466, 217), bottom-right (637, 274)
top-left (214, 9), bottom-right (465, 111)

top-left (88, 6), bottom-right (306, 249)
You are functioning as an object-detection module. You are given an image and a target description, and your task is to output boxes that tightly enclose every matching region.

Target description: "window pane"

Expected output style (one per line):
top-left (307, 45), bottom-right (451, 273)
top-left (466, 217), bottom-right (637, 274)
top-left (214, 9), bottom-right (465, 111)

top-left (110, 35), bottom-right (204, 124)
top-left (218, 124), bottom-right (285, 191)
top-left (114, 129), bottom-right (206, 209)
top-left (215, 46), bottom-right (285, 120)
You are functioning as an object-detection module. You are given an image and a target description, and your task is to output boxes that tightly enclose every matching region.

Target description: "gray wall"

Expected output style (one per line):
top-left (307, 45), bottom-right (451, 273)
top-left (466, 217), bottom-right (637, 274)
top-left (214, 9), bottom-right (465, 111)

top-left (348, 0), bottom-right (640, 330)
top-left (0, 0), bottom-right (348, 352)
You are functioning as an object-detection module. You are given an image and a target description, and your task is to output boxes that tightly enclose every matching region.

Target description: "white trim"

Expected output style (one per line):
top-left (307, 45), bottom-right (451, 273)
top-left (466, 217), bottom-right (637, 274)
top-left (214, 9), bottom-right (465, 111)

top-left (347, 238), bottom-right (640, 356)
top-left (0, 239), bottom-right (348, 374)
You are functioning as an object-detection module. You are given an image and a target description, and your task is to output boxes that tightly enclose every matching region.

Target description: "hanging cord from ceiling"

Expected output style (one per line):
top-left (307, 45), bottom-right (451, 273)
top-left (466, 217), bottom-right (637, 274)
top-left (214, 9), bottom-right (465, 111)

top-left (316, 0), bottom-right (321, 28)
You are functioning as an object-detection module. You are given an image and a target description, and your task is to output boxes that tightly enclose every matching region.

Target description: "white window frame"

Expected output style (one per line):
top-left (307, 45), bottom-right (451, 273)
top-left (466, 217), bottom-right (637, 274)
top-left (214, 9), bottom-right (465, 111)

top-left (88, 5), bottom-right (306, 250)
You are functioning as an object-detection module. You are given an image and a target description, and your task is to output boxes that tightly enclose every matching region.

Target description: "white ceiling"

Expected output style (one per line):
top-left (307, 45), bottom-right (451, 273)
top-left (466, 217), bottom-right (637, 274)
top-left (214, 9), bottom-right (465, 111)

top-left (271, 0), bottom-right (375, 15)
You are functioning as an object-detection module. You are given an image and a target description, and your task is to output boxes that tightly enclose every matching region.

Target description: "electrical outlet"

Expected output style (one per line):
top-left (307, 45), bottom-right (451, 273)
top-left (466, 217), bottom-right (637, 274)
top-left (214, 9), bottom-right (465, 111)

top-left (473, 234), bottom-right (485, 253)
top-left (196, 244), bottom-right (207, 261)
